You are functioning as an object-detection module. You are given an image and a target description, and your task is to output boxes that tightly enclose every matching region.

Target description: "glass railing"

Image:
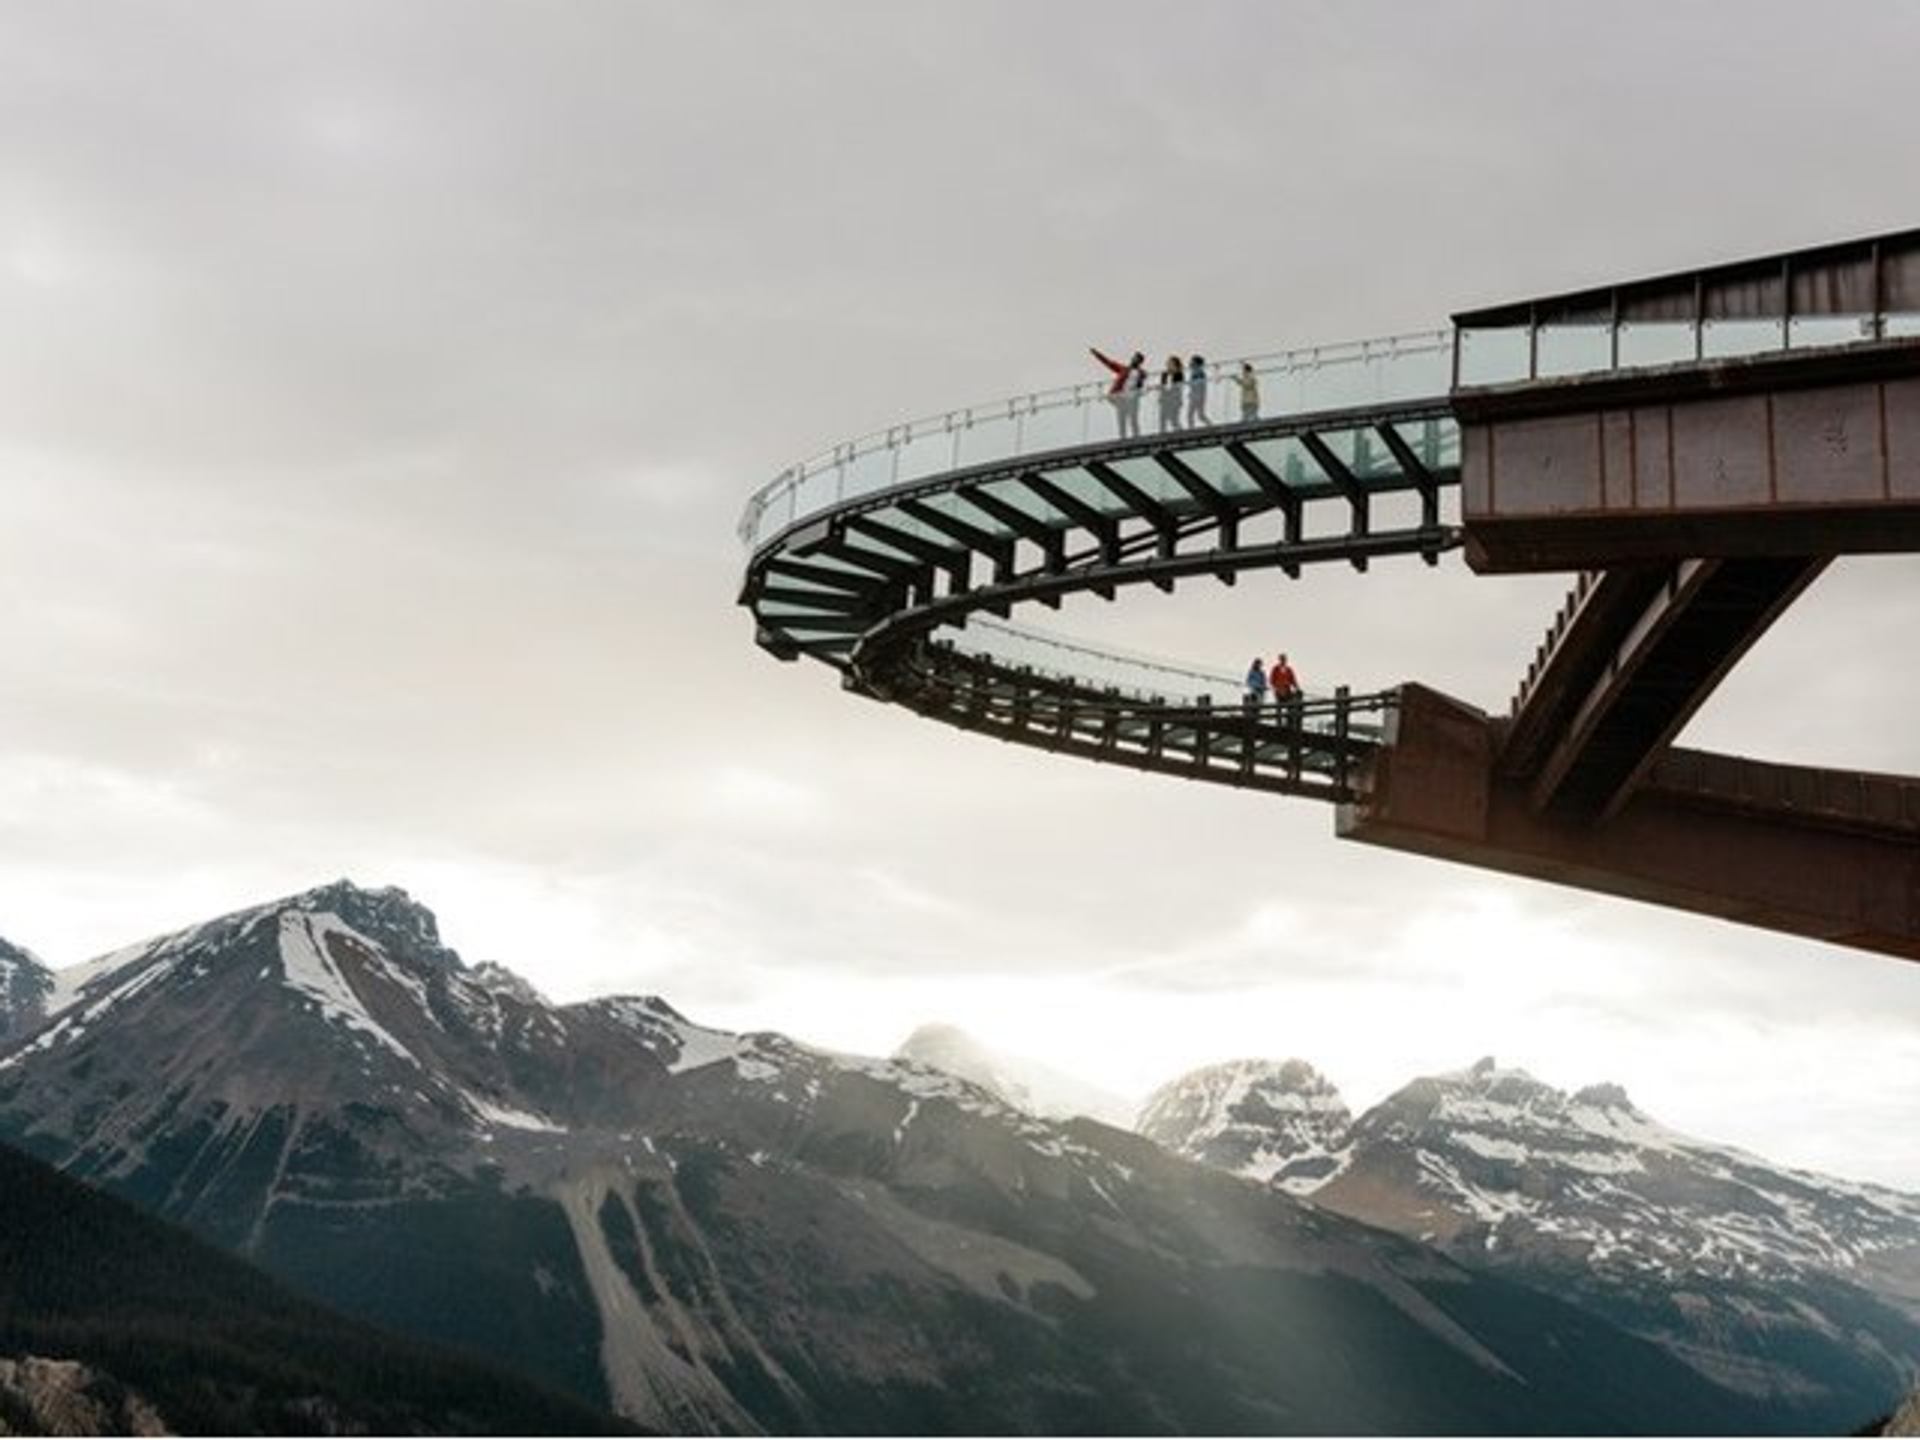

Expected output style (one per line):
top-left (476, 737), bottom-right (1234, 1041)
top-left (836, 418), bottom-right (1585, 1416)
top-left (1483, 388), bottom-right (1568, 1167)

top-left (740, 330), bottom-right (1454, 552)
top-left (1457, 309), bottom-right (1920, 388)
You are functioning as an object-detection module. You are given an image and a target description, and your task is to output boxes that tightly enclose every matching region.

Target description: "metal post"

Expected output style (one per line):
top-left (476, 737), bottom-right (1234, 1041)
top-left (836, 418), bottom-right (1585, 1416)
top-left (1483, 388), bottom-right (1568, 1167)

top-left (1872, 240), bottom-right (1886, 340)
top-left (1781, 258), bottom-right (1792, 352)
top-left (1333, 684), bottom-right (1352, 794)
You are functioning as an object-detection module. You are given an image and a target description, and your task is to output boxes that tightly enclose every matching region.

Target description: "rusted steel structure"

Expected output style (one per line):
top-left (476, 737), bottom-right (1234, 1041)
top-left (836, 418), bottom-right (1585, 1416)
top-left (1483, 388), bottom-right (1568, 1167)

top-left (739, 227), bottom-right (1920, 962)
top-left (1454, 228), bottom-right (1920, 571)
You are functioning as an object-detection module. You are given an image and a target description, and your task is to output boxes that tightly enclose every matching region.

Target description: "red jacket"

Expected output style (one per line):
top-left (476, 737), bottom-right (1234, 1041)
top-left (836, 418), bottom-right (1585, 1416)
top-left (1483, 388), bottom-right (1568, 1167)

top-left (1090, 347), bottom-right (1138, 396)
top-left (1269, 661), bottom-right (1298, 696)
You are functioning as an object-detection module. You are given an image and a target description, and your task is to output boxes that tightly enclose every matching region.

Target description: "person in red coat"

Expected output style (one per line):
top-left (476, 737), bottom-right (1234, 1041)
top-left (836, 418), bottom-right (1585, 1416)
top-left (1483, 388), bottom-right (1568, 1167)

top-left (1269, 653), bottom-right (1299, 704)
top-left (1090, 346), bottom-right (1146, 438)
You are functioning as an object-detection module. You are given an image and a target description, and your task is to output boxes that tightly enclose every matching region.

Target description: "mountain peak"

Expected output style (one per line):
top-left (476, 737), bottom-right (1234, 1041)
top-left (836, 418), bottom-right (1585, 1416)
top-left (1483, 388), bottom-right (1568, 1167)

top-left (1571, 1081), bottom-right (1635, 1111)
top-left (276, 881), bottom-right (455, 964)
top-left (1138, 1058), bottom-right (1352, 1190)
top-left (893, 1022), bottom-right (1133, 1125)
top-left (467, 961), bottom-right (547, 1007)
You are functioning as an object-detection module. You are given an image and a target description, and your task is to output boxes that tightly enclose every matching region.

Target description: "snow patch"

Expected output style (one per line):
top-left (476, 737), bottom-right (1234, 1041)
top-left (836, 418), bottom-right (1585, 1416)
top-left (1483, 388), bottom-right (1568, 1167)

top-left (276, 912), bottom-right (417, 1065)
top-left (463, 1090), bottom-right (567, 1134)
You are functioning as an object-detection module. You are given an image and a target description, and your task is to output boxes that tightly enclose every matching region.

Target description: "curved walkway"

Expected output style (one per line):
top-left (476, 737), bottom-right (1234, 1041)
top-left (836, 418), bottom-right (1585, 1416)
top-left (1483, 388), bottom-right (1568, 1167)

top-left (738, 332), bottom-right (1461, 800)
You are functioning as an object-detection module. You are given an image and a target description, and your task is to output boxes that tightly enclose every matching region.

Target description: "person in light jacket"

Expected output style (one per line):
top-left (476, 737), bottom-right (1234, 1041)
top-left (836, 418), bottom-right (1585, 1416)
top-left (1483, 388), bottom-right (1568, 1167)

top-left (1186, 354), bottom-right (1210, 427)
top-left (1158, 355), bottom-right (1185, 433)
top-left (1238, 361), bottom-right (1260, 422)
top-left (1244, 656), bottom-right (1269, 705)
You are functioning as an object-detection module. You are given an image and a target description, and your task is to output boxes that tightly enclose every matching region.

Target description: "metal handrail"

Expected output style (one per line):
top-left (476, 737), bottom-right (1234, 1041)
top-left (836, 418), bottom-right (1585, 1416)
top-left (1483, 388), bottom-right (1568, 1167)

top-left (737, 327), bottom-right (1453, 547)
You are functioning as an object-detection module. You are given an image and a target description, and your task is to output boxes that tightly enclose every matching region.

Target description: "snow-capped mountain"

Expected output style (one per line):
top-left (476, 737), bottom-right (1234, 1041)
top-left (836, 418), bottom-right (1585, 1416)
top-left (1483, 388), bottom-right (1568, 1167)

top-left (0, 937), bottom-right (52, 1043)
top-left (1143, 1053), bottom-right (1920, 1418)
top-left (1138, 1058), bottom-right (1350, 1193)
top-left (0, 882), bottom-right (1804, 1436)
top-left (894, 1022), bottom-right (1134, 1126)
top-left (1319, 1058), bottom-right (1920, 1287)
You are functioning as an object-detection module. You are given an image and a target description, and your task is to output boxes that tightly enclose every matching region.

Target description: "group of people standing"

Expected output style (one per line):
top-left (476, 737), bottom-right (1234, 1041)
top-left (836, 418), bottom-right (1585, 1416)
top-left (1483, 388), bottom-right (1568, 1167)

top-left (1090, 347), bottom-right (1261, 438)
top-left (1244, 653), bottom-right (1300, 706)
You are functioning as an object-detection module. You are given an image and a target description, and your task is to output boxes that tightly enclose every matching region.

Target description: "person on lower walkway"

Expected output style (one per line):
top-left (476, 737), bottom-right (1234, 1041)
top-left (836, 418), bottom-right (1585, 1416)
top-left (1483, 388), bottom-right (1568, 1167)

top-left (1245, 656), bottom-right (1269, 706)
top-left (1186, 354), bottom-right (1210, 427)
top-left (1269, 653), bottom-right (1299, 705)
top-left (1090, 346), bottom-right (1146, 438)
top-left (1158, 355), bottom-right (1185, 433)
top-left (1238, 361), bottom-right (1260, 422)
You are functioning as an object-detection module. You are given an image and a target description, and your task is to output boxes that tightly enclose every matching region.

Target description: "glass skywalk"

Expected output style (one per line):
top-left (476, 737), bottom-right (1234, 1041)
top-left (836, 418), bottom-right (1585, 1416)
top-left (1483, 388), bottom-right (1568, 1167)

top-left (738, 225), bottom-right (1920, 801)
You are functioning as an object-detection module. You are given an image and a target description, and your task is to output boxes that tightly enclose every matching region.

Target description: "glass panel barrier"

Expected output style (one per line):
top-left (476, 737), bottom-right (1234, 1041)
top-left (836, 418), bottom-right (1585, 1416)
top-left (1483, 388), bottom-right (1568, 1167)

top-left (1616, 321), bottom-right (1698, 369)
top-left (1457, 327), bottom-right (1530, 386)
top-left (1034, 392), bottom-right (1101, 451)
top-left (892, 424), bottom-right (958, 488)
top-left (951, 410), bottom-right (1020, 476)
top-left (1702, 318), bottom-right (1784, 360)
top-left (1789, 315), bottom-right (1874, 349)
top-left (1536, 324), bottom-right (1612, 377)
top-left (742, 330), bottom-right (1453, 551)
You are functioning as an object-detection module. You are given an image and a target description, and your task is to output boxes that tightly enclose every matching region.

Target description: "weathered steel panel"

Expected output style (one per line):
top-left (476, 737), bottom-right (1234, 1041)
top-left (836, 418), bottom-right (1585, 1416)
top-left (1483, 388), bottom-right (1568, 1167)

top-left (1884, 247), bottom-right (1920, 312)
top-left (1671, 395), bottom-right (1770, 508)
top-left (1484, 413), bottom-right (1601, 515)
top-left (1704, 268), bottom-right (1784, 319)
top-left (1601, 410), bottom-right (1635, 510)
top-left (1346, 690), bottom-right (1920, 962)
top-left (1791, 255), bottom-right (1874, 316)
top-left (1460, 425), bottom-right (1492, 515)
top-left (1631, 406), bottom-right (1673, 509)
top-left (1887, 376), bottom-right (1920, 500)
top-left (1772, 383), bottom-right (1882, 504)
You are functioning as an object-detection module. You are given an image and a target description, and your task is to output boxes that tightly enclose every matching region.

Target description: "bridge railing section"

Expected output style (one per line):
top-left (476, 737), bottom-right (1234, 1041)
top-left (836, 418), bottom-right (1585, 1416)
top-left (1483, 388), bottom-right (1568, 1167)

top-left (934, 620), bottom-right (1386, 738)
top-left (739, 330), bottom-right (1453, 552)
top-left (1454, 230), bottom-right (1920, 388)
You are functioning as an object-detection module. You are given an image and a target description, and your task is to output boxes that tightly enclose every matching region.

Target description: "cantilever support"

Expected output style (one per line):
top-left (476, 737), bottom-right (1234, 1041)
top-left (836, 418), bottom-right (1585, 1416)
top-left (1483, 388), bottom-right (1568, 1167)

top-left (1342, 684), bottom-right (1920, 963)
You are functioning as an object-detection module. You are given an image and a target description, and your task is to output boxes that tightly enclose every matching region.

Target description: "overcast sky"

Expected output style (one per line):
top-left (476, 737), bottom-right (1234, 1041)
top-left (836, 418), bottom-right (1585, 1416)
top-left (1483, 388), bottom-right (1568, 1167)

top-left (4, 1), bottom-right (1919, 1187)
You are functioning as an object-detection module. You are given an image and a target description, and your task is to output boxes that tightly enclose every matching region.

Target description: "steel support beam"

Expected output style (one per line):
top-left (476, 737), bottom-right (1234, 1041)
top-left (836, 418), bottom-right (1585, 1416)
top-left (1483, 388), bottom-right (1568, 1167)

top-left (1298, 432), bottom-right (1370, 571)
top-left (1522, 556), bottom-right (1828, 819)
top-left (1457, 349), bottom-right (1920, 573)
top-left (1223, 441), bottom-right (1302, 577)
top-left (1341, 684), bottom-right (1920, 962)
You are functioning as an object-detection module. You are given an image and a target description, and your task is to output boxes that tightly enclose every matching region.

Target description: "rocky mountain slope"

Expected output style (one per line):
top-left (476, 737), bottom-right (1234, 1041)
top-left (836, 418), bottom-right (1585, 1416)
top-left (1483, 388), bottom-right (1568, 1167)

top-left (0, 882), bottom-right (1789, 1435)
top-left (1885, 1386), bottom-right (1920, 1435)
top-left (1144, 1054), bottom-right (1920, 1432)
top-left (895, 1022), bottom-right (1133, 1126)
top-left (0, 937), bottom-right (51, 1044)
top-left (0, 1355), bottom-right (166, 1437)
top-left (0, 1136), bottom-right (628, 1434)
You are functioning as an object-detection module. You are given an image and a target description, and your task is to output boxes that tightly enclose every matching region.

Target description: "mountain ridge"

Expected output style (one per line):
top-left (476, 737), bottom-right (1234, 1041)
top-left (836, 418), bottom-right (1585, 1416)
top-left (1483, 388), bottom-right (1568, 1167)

top-left (0, 880), bottom-right (1807, 1434)
top-left (1142, 1051), bottom-right (1920, 1421)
